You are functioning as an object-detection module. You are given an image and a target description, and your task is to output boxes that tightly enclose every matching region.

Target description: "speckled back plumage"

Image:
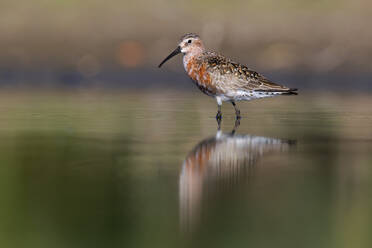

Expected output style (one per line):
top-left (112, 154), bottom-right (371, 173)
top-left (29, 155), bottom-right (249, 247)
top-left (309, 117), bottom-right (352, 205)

top-left (187, 51), bottom-right (297, 101)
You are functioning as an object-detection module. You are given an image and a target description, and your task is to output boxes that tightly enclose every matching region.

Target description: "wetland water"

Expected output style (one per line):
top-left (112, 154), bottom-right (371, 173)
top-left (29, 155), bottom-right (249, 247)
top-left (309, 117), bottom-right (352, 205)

top-left (1, 91), bottom-right (372, 248)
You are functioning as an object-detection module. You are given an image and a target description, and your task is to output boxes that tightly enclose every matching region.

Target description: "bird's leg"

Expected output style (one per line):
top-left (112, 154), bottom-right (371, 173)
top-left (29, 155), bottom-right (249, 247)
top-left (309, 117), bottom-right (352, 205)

top-left (216, 104), bottom-right (222, 121)
top-left (232, 118), bottom-right (240, 134)
top-left (231, 101), bottom-right (241, 119)
top-left (217, 117), bottom-right (222, 131)
top-left (216, 97), bottom-right (222, 122)
top-left (226, 118), bottom-right (241, 136)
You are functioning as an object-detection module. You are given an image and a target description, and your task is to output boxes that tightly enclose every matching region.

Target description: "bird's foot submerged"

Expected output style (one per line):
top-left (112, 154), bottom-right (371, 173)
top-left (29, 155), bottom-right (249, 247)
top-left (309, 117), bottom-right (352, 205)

top-left (216, 109), bottom-right (222, 130)
top-left (216, 109), bottom-right (240, 123)
top-left (231, 119), bottom-right (240, 134)
top-left (216, 111), bottom-right (222, 120)
top-left (231, 101), bottom-right (241, 120)
top-left (216, 111), bottom-right (240, 132)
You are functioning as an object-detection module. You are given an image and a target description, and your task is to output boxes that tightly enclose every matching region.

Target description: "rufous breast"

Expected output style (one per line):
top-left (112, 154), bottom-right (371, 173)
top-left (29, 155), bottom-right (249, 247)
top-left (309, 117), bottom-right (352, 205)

top-left (185, 58), bottom-right (217, 96)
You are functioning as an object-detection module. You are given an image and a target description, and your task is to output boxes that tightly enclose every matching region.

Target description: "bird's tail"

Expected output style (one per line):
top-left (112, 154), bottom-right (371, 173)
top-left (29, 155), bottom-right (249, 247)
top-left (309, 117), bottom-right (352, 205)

top-left (255, 88), bottom-right (298, 95)
top-left (282, 88), bottom-right (298, 95)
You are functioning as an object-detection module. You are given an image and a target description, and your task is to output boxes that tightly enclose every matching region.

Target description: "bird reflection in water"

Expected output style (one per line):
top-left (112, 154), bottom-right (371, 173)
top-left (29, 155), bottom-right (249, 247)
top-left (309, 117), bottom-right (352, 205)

top-left (179, 120), bottom-right (296, 232)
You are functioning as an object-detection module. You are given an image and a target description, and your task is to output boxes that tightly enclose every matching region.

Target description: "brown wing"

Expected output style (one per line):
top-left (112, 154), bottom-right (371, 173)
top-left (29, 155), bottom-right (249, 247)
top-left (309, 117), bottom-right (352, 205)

top-left (204, 52), bottom-right (297, 93)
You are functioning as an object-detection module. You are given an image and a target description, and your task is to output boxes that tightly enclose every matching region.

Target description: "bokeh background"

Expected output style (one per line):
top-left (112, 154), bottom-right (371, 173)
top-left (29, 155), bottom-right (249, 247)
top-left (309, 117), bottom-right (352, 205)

top-left (1, 1), bottom-right (372, 248)
top-left (1, 0), bottom-right (371, 90)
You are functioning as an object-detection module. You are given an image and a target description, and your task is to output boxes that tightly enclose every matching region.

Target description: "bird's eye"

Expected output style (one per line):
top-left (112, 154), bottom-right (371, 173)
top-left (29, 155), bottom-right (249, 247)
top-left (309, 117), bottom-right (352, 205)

top-left (187, 39), bottom-right (192, 44)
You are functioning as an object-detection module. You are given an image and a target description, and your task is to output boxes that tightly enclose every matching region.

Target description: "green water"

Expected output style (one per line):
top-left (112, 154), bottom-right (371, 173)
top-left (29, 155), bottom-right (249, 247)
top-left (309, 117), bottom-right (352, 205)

top-left (1, 91), bottom-right (372, 248)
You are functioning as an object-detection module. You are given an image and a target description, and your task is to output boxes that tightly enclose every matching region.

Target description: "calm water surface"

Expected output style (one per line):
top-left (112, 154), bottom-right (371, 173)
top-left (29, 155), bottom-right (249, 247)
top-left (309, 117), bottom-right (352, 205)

top-left (0, 91), bottom-right (372, 248)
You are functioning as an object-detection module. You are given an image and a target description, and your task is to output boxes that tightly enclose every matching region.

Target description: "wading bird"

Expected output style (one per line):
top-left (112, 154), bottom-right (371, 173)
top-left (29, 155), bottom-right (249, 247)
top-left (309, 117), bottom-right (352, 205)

top-left (158, 33), bottom-right (297, 121)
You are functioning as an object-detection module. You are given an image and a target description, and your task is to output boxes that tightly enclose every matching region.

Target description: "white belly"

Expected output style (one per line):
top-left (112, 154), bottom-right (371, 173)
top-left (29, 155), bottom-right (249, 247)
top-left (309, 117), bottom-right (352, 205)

top-left (217, 90), bottom-right (282, 102)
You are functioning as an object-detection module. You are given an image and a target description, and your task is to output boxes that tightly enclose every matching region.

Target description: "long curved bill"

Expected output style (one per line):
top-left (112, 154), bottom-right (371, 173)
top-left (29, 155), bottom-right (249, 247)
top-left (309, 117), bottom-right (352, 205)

top-left (158, 46), bottom-right (181, 68)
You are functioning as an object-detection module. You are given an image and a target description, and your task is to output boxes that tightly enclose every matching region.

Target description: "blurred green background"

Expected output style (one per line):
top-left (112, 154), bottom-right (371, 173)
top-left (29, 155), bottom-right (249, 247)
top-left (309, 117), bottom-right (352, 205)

top-left (0, 0), bottom-right (371, 90)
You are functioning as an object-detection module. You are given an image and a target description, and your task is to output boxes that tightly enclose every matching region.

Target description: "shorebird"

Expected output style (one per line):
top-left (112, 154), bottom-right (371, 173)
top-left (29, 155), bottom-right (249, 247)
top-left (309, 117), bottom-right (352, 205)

top-left (158, 33), bottom-right (297, 121)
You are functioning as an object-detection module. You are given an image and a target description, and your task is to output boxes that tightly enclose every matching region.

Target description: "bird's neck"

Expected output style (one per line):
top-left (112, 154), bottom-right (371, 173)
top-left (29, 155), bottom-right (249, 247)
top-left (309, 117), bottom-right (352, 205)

top-left (183, 49), bottom-right (204, 72)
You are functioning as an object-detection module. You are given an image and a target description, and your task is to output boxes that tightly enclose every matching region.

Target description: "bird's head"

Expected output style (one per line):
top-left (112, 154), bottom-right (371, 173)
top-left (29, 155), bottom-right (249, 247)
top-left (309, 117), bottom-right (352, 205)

top-left (158, 33), bottom-right (204, 68)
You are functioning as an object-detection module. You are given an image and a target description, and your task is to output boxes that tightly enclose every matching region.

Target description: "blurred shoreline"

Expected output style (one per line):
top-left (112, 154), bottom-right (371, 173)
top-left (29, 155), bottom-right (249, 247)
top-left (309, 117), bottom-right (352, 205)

top-left (0, 67), bottom-right (371, 92)
top-left (1, 0), bottom-right (372, 91)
